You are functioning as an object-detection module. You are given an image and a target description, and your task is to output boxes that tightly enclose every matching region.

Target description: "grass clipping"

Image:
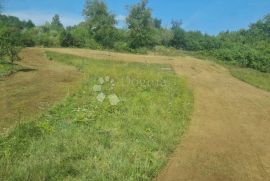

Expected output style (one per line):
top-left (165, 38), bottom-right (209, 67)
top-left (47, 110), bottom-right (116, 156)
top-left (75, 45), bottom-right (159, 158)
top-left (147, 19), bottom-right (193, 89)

top-left (0, 52), bottom-right (193, 180)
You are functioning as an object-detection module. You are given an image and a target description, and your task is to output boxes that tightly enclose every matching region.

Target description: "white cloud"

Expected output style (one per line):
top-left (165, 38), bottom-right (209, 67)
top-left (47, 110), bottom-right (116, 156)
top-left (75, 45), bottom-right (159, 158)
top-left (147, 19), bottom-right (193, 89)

top-left (116, 15), bottom-right (126, 22)
top-left (3, 10), bottom-right (83, 27)
top-left (116, 15), bottom-right (126, 28)
top-left (4, 10), bottom-right (128, 28)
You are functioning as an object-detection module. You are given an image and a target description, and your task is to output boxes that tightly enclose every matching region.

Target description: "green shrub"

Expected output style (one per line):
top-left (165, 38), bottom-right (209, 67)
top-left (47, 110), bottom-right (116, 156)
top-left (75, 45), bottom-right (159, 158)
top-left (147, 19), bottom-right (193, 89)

top-left (203, 45), bottom-right (270, 73)
top-left (0, 27), bottom-right (21, 63)
top-left (84, 38), bottom-right (102, 49)
top-left (130, 47), bottom-right (148, 54)
top-left (113, 42), bottom-right (130, 52)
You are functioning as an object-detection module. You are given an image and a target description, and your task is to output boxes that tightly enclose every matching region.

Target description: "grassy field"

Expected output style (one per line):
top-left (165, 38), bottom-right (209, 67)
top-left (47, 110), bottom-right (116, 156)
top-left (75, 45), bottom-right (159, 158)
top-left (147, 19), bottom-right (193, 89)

top-left (47, 46), bottom-right (269, 94)
top-left (0, 52), bottom-right (193, 180)
top-left (229, 67), bottom-right (270, 92)
top-left (0, 61), bottom-right (23, 77)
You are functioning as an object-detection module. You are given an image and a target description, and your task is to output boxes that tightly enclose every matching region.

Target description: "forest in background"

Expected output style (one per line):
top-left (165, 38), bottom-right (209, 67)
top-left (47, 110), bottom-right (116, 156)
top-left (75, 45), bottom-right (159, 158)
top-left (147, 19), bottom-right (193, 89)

top-left (0, 0), bottom-right (270, 72)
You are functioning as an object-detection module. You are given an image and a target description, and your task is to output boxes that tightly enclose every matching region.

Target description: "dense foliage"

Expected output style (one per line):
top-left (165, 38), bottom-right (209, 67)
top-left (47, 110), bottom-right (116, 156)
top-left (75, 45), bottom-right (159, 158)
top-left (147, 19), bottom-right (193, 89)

top-left (0, 27), bottom-right (21, 63)
top-left (126, 0), bottom-right (155, 49)
top-left (83, 0), bottom-right (117, 48)
top-left (203, 15), bottom-right (270, 73)
top-left (0, 0), bottom-right (269, 72)
top-left (0, 15), bottom-right (27, 63)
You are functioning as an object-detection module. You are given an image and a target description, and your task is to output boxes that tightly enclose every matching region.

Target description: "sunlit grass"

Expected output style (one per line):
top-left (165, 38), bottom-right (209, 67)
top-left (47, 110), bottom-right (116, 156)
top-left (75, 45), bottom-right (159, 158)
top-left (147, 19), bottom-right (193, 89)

top-left (188, 52), bottom-right (270, 92)
top-left (230, 67), bottom-right (270, 92)
top-left (0, 52), bottom-right (193, 180)
top-left (0, 61), bottom-right (23, 77)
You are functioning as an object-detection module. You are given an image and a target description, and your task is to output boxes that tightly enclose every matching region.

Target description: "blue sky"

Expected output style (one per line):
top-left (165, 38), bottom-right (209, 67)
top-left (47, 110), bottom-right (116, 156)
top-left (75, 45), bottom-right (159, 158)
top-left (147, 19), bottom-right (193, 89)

top-left (2, 0), bottom-right (270, 35)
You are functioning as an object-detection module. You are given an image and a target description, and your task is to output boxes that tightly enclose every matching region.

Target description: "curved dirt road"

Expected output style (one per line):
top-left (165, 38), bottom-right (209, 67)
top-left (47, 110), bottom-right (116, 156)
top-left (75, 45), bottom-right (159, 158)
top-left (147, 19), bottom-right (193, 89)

top-left (48, 48), bottom-right (270, 181)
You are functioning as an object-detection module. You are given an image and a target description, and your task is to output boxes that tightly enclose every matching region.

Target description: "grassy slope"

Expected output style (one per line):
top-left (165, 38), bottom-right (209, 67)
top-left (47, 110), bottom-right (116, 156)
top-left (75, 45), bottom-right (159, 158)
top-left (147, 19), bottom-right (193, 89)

top-left (0, 61), bottom-right (23, 77)
top-left (188, 51), bottom-right (270, 92)
top-left (229, 67), bottom-right (270, 92)
top-left (0, 52), bottom-right (193, 180)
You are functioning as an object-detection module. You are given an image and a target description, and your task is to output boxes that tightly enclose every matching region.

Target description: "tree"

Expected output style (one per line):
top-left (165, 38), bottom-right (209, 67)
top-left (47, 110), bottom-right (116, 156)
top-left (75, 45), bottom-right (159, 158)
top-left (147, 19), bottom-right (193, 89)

top-left (126, 0), bottom-right (155, 49)
top-left (170, 20), bottom-right (186, 49)
top-left (0, 3), bottom-right (21, 63)
top-left (83, 0), bottom-right (117, 48)
top-left (154, 18), bottom-right (162, 29)
top-left (51, 14), bottom-right (64, 30)
top-left (60, 30), bottom-right (75, 47)
top-left (0, 27), bottom-right (21, 63)
top-left (21, 28), bottom-right (36, 47)
top-left (25, 20), bottom-right (35, 29)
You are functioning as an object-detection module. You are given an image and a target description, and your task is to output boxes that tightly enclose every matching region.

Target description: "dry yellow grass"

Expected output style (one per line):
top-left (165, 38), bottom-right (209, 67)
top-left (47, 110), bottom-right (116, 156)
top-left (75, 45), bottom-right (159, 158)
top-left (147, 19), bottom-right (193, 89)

top-left (0, 48), bottom-right (81, 133)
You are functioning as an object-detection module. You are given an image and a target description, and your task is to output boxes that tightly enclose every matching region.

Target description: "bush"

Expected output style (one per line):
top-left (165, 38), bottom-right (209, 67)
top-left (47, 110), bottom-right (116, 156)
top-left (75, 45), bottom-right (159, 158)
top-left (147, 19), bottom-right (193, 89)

top-left (113, 42), bottom-right (130, 52)
top-left (204, 45), bottom-right (270, 73)
top-left (0, 27), bottom-right (21, 63)
top-left (60, 31), bottom-right (75, 47)
top-left (130, 47), bottom-right (148, 54)
top-left (84, 38), bottom-right (102, 49)
top-left (21, 30), bottom-right (36, 47)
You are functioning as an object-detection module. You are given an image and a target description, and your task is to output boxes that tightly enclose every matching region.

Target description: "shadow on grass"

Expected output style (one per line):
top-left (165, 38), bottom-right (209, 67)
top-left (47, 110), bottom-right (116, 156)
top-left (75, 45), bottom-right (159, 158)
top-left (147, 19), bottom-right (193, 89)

top-left (0, 62), bottom-right (37, 72)
top-left (0, 66), bottom-right (37, 79)
top-left (18, 68), bottom-right (37, 72)
top-left (0, 61), bottom-right (19, 65)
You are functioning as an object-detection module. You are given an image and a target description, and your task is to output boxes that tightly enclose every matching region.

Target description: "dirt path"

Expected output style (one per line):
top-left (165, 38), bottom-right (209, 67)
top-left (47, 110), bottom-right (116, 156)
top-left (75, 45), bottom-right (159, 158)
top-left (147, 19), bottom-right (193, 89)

top-left (49, 48), bottom-right (270, 181)
top-left (0, 48), bottom-right (81, 133)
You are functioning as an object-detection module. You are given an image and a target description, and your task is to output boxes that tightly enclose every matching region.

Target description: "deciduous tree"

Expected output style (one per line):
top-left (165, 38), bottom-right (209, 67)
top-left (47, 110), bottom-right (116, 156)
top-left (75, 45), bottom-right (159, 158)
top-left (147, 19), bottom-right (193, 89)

top-left (170, 20), bottom-right (185, 49)
top-left (0, 27), bottom-right (21, 63)
top-left (83, 0), bottom-right (117, 48)
top-left (51, 14), bottom-right (64, 31)
top-left (126, 0), bottom-right (155, 49)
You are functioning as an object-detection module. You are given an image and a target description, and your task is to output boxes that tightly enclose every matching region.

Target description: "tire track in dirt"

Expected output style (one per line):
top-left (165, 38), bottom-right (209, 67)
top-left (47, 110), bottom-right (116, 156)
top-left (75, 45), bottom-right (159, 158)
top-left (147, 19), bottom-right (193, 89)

top-left (48, 48), bottom-right (270, 181)
top-left (0, 48), bottom-right (82, 133)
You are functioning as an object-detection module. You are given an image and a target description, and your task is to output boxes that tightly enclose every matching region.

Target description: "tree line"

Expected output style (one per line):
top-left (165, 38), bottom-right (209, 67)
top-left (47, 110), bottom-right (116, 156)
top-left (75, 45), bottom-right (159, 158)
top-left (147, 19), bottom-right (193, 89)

top-left (0, 0), bottom-right (269, 72)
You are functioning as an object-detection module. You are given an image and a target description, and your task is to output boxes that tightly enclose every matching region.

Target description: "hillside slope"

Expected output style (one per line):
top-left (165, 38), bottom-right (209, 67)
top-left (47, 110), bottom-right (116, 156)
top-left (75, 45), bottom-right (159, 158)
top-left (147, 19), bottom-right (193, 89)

top-left (49, 48), bottom-right (270, 181)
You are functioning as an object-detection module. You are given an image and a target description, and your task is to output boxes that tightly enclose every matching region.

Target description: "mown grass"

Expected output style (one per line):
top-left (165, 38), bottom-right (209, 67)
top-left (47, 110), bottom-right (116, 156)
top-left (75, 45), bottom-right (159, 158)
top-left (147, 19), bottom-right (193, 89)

top-left (150, 46), bottom-right (186, 57)
top-left (188, 51), bottom-right (270, 92)
top-left (229, 67), bottom-right (270, 92)
top-left (0, 61), bottom-right (23, 77)
top-left (0, 52), bottom-right (193, 180)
